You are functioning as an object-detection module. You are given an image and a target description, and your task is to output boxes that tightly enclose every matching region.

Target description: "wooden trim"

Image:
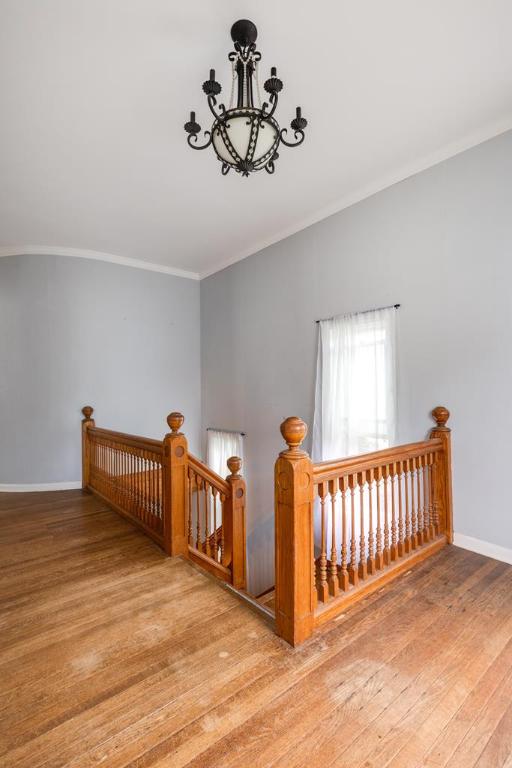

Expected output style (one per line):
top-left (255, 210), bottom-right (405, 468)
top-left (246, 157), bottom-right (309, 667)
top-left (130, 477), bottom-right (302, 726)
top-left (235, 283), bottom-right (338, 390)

top-left (430, 410), bottom-right (454, 544)
top-left (188, 546), bottom-right (232, 582)
top-left (274, 417), bottom-right (315, 647)
top-left (313, 438), bottom-right (443, 482)
top-left (162, 417), bottom-right (188, 557)
top-left (314, 536), bottom-right (448, 628)
top-left (81, 407), bottom-right (95, 488)
top-left (223, 463), bottom-right (247, 590)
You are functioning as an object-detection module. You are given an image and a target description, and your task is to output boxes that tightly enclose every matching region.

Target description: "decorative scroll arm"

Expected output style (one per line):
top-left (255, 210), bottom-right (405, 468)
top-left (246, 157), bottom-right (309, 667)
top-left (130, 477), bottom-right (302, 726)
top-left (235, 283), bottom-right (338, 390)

top-left (187, 130), bottom-right (212, 151)
top-left (279, 127), bottom-right (305, 148)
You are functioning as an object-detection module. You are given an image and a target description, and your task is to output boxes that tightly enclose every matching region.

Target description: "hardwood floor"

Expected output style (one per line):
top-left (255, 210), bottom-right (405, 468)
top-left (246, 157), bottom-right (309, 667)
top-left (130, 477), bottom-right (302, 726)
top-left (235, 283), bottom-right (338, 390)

top-left (2, 491), bottom-right (512, 767)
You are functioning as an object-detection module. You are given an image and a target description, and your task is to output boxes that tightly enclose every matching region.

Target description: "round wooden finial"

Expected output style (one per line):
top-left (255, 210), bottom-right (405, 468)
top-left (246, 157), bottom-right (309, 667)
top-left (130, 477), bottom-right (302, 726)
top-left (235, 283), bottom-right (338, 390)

top-left (167, 412), bottom-right (184, 434)
top-left (82, 405), bottom-right (94, 420)
top-left (227, 456), bottom-right (242, 478)
top-left (280, 416), bottom-right (308, 454)
top-left (432, 406), bottom-right (450, 429)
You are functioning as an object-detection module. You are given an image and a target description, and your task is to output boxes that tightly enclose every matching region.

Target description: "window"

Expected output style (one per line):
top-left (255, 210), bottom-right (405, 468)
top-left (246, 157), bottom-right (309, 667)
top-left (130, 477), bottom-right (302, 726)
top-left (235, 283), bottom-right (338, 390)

top-left (206, 429), bottom-right (244, 478)
top-left (312, 306), bottom-right (398, 462)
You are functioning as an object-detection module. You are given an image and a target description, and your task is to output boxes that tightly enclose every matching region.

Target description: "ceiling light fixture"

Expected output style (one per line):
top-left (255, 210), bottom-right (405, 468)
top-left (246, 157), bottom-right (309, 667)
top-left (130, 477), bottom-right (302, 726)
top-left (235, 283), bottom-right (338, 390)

top-left (184, 19), bottom-right (308, 177)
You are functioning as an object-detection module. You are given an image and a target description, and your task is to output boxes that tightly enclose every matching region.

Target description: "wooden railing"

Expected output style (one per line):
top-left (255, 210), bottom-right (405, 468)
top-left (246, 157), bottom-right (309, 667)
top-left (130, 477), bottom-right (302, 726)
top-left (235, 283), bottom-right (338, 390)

top-left (81, 407), bottom-right (246, 589)
top-left (274, 406), bottom-right (453, 645)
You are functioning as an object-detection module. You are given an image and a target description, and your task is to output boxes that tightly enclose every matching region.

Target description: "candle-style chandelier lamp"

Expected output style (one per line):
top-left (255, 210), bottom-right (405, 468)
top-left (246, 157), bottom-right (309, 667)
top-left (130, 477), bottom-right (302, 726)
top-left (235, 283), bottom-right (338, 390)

top-left (184, 19), bottom-right (308, 177)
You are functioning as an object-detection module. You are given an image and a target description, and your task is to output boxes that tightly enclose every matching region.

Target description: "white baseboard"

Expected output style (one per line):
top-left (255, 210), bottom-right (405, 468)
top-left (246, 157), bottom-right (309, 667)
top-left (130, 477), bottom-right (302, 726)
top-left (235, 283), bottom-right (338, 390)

top-left (0, 481), bottom-right (82, 493)
top-left (454, 532), bottom-right (512, 566)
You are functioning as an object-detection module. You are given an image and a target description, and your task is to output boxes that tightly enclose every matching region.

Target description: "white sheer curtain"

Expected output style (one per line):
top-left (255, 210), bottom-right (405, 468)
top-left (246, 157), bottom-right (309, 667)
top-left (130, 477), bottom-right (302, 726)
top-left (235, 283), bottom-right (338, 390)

top-left (206, 429), bottom-right (244, 478)
top-left (312, 306), bottom-right (398, 558)
top-left (312, 306), bottom-right (398, 462)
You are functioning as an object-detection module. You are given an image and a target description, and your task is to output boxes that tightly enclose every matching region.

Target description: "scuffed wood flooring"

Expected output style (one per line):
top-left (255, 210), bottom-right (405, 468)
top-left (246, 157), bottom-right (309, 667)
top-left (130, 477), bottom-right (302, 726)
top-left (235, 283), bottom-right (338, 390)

top-left (1, 490), bottom-right (512, 767)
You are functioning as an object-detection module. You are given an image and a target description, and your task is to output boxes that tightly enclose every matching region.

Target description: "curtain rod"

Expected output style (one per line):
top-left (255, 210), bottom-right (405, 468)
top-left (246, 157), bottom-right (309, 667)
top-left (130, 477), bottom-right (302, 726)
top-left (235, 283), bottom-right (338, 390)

top-left (207, 427), bottom-right (246, 436)
top-left (315, 303), bottom-right (400, 324)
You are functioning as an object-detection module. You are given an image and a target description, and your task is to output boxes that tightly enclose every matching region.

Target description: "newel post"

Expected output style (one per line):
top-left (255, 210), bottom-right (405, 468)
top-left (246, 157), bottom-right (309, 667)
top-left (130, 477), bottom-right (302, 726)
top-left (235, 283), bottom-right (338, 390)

top-left (275, 417), bottom-right (315, 646)
top-left (162, 412), bottom-right (189, 557)
top-left (224, 457), bottom-right (247, 590)
top-left (430, 406), bottom-right (453, 544)
top-left (81, 406), bottom-right (95, 490)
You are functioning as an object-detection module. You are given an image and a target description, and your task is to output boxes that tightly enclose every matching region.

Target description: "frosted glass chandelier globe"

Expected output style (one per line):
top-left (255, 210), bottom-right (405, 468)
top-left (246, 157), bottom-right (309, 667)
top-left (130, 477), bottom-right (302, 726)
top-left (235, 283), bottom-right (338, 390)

top-left (212, 109), bottom-right (280, 175)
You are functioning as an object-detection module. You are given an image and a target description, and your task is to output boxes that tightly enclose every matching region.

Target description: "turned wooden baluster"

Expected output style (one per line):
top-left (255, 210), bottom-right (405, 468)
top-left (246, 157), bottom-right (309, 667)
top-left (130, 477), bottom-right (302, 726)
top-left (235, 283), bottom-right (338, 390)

top-left (390, 462), bottom-right (398, 561)
top-left (118, 448), bottom-right (123, 505)
top-left (140, 454), bottom-right (145, 521)
top-left (220, 493), bottom-right (226, 564)
top-left (204, 481), bottom-right (211, 557)
top-left (383, 465), bottom-right (391, 565)
top-left (339, 475), bottom-right (349, 591)
top-left (195, 475), bottom-right (202, 550)
top-left (212, 487), bottom-right (218, 561)
top-left (431, 453), bottom-right (441, 535)
top-left (112, 444), bottom-right (116, 505)
top-left (134, 453), bottom-right (138, 513)
top-left (397, 460), bottom-right (405, 557)
top-left (317, 482), bottom-right (329, 602)
top-left (410, 458), bottom-right (418, 549)
top-left (416, 456), bottom-right (424, 546)
top-left (139, 454), bottom-right (144, 519)
top-left (427, 453), bottom-right (435, 539)
top-left (375, 465), bottom-right (384, 569)
top-left (328, 479), bottom-right (339, 597)
top-left (151, 456), bottom-right (156, 521)
top-left (121, 446), bottom-right (125, 506)
top-left (132, 452), bottom-right (137, 514)
top-left (146, 454), bottom-right (151, 517)
top-left (187, 468), bottom-right (193, 544)
top-left (404, 458), bottom-right (412, 553)
top-left (419, 456), bottom-right (429, 544)
top-left (367, 468), bottom-right (376, 575)
top-left (358, 473), bottom-right (367, 580)
top-left (348, 474), bottom-right (358, 586)
top-left (140, 453), bottom-right (145, 524)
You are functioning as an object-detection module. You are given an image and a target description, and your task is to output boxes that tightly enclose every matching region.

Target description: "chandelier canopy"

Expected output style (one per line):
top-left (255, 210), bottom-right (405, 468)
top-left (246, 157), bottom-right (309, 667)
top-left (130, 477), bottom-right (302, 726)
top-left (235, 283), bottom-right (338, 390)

top-left (184, 19), bottom-right (308, 177)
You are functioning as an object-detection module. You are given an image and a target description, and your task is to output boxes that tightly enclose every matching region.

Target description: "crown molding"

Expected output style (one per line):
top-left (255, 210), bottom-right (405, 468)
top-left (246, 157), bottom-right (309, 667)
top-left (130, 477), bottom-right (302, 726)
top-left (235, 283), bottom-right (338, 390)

top-left (199, 118), bottom-right (512, 279)
top-left (0, 246), bottom-right (200, 280)
top-left (2, 120), bottom-right (512, 282)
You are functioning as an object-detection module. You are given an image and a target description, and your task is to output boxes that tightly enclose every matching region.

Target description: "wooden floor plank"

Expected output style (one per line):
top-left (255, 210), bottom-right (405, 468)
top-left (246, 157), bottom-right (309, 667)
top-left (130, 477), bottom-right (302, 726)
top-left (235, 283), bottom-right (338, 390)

top-left (1, 491), bottom-right (512, 767)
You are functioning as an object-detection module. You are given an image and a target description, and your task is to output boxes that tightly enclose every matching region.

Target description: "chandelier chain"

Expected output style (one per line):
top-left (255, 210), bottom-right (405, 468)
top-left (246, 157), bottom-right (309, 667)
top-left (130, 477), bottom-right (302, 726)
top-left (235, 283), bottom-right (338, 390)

top-left (254, 59), bottom-right (262, 109)
top-left (229, 56), bottom-right (237, 110)
top-left (242, 60), bottom-right (247, 107)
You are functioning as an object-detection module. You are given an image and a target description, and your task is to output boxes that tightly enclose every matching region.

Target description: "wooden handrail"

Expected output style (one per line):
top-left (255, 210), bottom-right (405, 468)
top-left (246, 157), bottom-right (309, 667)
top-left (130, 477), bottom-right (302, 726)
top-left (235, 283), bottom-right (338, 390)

top-left (274, 406), bottom-right (453, 646)
top-left (188, 453), bottom-right (230, 496)
top-left (81, 407), bottom-right (246, 589)
top-left (313, 438), bottom-right (443, 482)
top-left (88, 426), bottom-right (163, 454)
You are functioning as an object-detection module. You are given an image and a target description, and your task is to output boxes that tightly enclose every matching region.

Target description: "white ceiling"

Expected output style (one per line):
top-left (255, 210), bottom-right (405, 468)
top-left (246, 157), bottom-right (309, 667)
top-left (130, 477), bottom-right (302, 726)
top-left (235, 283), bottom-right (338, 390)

top-left (1, 1), bottom-right (512, 279)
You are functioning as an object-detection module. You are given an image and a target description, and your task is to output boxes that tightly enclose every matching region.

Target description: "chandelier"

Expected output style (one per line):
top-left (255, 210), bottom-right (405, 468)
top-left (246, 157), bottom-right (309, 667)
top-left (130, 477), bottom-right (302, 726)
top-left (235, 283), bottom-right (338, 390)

top-left (184, 19), bottom-right (308, 177)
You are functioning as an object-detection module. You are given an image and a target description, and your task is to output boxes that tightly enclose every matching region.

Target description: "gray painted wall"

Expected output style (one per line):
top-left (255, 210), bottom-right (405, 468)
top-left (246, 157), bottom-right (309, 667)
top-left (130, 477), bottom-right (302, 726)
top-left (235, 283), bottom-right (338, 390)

top-left (0, 254), bottom-right (201, 484)
top-left (201, 130), bottom-right (512, 595)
